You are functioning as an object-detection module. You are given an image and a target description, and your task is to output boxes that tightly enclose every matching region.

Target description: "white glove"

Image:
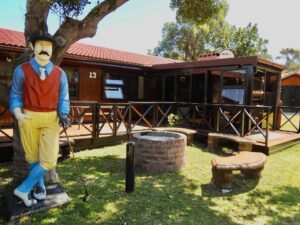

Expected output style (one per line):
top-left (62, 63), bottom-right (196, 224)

top-left (13, 108), bottom-right (31, 123)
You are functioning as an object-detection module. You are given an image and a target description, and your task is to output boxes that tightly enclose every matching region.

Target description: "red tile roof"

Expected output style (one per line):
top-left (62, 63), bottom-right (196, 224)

top-left (0, 28), bottom-right (179, 67)
top-left (281, 72), bottom-right (300, 80)
top-left (0, 28), bottom-right (25, 48)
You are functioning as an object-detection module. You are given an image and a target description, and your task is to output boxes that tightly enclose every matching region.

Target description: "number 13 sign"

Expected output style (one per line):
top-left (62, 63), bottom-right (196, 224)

top-left (89, 72), bottom-right (97, 79)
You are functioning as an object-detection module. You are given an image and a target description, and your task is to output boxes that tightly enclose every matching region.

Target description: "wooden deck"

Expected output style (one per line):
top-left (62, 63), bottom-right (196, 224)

top-left (1, 123), bottom-right (300, 157)
top-left (246, 130), bottom-right (300, 154)
top-left (0, 122), bottom-right (152, 151)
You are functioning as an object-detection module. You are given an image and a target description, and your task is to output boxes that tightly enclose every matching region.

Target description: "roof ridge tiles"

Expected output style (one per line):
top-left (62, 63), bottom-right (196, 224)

top-left (0, 27), bottom-right (179, 67)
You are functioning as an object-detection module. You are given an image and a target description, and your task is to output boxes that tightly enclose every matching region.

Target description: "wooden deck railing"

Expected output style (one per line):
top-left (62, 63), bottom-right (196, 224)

top-left (176, 103), bottom-right (271, 147)
top-left (0, 107), bottom-right (12, 143)
top-left (0, 101), bottom-right (276, 148)
top-left (277, 106), bottom-right (300, 133)
top-left (67, 102), bottom-right (272, 146)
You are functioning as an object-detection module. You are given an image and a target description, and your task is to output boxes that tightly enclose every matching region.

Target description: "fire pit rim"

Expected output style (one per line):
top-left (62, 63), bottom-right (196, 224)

top-left (132, 131), bottom-right (186, 142)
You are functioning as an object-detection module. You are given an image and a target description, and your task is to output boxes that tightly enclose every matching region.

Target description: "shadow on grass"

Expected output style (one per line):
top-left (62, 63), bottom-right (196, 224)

top-left (193, 138), bottom-right (264, 197)
top-left (201, 174), bottom-right (260, 197)
top-left (1, 151), bottom-right (299, 225)
top-left (0, 162), bottom-right (13, 225)
top-left (53, 155), bottom-right (239, 225)
top-left (191, 140), bottom-right (209, 152)
top-left (192, 140), bottom-right (238, 157)
top-left (0, 155), bottom-right (239, 225)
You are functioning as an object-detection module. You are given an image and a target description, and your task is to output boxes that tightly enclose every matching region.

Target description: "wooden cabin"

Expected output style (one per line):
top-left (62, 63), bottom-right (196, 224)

top-left (2, 27), bottom-right (300, 155)
top-left (0, 28), bottom-right (284, 108)
top-left (281, 72), bottom-right (300, 107)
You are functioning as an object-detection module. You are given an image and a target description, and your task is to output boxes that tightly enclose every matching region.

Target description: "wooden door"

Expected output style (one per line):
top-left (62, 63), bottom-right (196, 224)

top-left (78, 66), bottom-right (102, 102)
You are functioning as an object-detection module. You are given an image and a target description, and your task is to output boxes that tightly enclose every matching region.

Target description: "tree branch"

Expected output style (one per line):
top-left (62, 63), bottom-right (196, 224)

top-left (83, 0), bottom-right (129, 28)
top-left (52, 0), bottom-right (129, 65)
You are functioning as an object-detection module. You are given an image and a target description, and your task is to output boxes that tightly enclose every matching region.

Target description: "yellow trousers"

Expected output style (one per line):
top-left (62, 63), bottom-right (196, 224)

top-left (19, 110), bottom-right (60, 171)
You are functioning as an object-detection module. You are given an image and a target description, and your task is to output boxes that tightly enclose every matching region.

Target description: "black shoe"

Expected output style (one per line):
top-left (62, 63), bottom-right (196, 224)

top-left (33, 186), bottom-right (47, 201)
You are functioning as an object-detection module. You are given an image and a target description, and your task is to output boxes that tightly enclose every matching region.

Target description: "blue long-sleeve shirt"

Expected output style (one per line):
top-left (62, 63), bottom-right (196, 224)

top-left (10, 58), bottom-right (70, 117)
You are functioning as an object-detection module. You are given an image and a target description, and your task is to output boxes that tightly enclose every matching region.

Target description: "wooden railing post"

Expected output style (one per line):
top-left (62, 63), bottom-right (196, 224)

top-left (128, 103), bottom-right (132, 140)
top-left (216, 106), bottom-right (220, 132)
top-left (113, 104), bottom-right (117, 137)
top-left (241, 108), bottom-right (245, 137)
top-left (266, 108), bottom-right (270, 147)
top-left (174, 102), bottom-right (178, 116)
top-left (153, 103), bottom-right (158, 127)
top-left (92, 103), bottom-right (99, 144)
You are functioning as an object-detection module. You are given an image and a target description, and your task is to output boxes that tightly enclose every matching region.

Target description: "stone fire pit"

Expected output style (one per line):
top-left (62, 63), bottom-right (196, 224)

top-left (133, 131), bottom-right (186, 173)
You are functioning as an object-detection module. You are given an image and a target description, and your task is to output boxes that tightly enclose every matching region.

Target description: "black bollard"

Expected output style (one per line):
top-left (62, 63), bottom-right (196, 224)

top-left (126, 142), bottom-right (135, 193)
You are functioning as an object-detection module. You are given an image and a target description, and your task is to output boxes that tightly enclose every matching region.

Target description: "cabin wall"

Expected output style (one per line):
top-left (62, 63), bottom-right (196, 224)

top-left (281, 76), bottom-right (300, 107)
top-left (281, 86), bottom-right (300, 107)
top-left (281, 76), bottom-right (300, 86)
top-left (100, 67), bottom-right (145, 102)
top-left (0, 50), bottom-right (148, 125)
top-left (147, 68), bottom-right (207, 103)
top-left (61, 62), bottom-right (147, 103)
top-left (281, 75), bottom-right (300, 107)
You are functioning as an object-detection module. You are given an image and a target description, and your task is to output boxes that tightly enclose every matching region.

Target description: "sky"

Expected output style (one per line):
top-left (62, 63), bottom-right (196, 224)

top-left (0, 0), bottom-right (299, 64)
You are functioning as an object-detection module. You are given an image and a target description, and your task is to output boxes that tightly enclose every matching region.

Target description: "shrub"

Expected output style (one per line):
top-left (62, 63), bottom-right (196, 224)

top-left (167, 113), bottom-right (183, 127)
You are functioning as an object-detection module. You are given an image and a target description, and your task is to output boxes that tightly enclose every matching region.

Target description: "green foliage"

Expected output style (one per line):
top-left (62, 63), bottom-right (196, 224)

top-left (153, 20), bottom-right (270, 61)
top-left (50, 0), bottom-right (91, 19)
top-left (285, 63), bottom-right (300, 72)
top-left (153, 1), bottom-right (228, 60)
top-left (153, 1), bottom-right (270, 61)
top-left (153, 22), bottom-right (207, 60)
top-left (212, 23), bottom-right (270, 58)
top-left (277, 48), bottom-right (300, 72)
top-left (167, 113), bottom-right (183, 127)
top-left (49, 0), bottom-right (224, 25)
top-left (170, 0), bottom-right (226, 24)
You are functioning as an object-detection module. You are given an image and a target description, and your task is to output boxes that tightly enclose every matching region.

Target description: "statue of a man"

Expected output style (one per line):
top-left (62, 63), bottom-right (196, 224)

top-left (9, 30), bottom-right (70, 207)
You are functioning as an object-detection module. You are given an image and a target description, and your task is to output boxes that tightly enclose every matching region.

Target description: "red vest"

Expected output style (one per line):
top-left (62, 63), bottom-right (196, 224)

top-left (22, 63), bottom-right (62, 112)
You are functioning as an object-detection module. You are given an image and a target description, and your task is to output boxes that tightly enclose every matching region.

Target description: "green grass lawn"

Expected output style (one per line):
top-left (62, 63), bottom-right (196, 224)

top-left (0, 142), bottom-right (300, 225)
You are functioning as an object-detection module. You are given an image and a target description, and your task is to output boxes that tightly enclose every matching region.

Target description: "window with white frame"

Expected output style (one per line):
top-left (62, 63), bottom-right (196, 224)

top-left (103, 78), bottom-right (124, 100)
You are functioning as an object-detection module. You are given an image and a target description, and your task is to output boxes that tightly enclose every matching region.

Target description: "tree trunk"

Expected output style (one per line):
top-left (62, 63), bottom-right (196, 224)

top-left (12, 117), bottom-right (29, 185)
top-left (10, 0), bottom-right (57, 184)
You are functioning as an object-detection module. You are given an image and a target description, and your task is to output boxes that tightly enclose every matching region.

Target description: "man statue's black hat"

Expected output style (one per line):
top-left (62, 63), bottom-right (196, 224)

top-left (29, 30), bottom-right (55, 45)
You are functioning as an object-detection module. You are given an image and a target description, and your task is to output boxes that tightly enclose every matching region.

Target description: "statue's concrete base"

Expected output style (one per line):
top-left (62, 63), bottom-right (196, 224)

top-left (4, 182), bottom-right (70, 222)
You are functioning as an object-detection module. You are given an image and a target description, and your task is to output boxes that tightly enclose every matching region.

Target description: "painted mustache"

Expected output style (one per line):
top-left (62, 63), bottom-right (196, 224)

top-left (39, 51), bottom-right (50, 56)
